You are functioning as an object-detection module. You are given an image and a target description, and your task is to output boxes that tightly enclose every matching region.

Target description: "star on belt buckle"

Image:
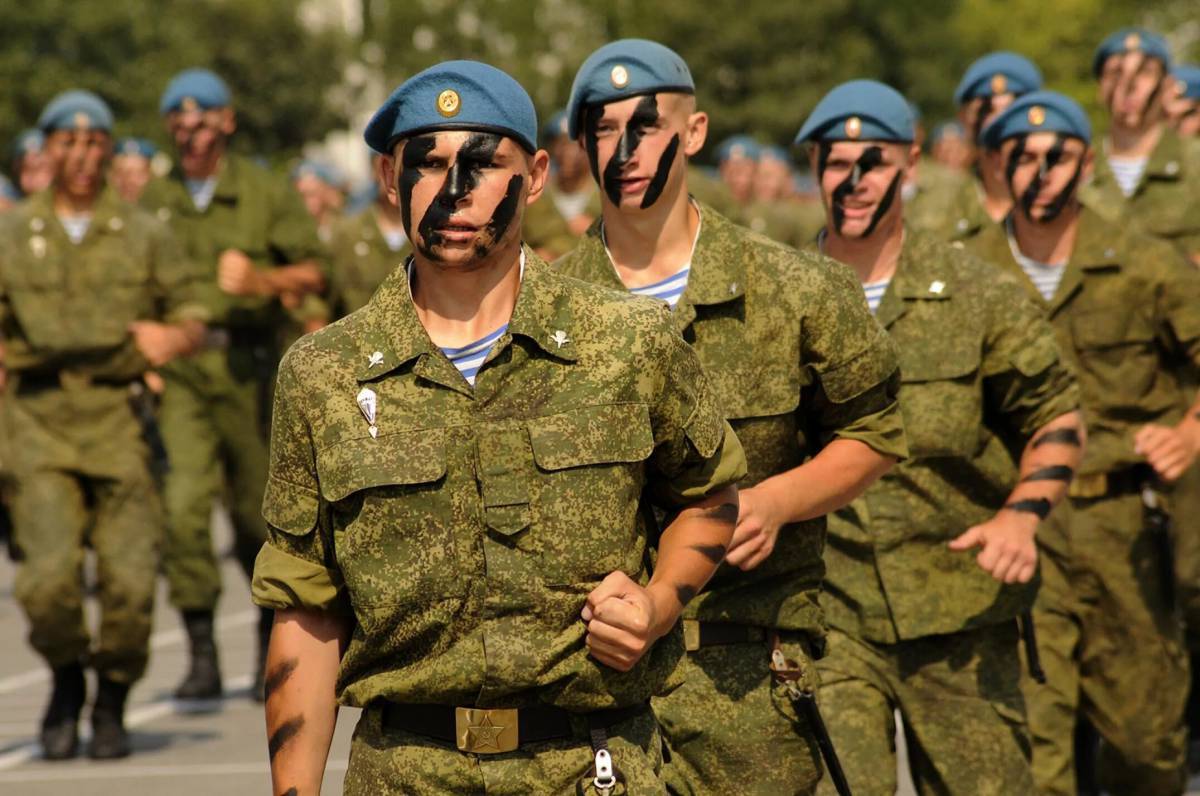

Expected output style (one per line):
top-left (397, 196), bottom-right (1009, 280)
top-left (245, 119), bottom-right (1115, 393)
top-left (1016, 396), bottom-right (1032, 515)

top-left (455, 707), bottom-right (519, 754)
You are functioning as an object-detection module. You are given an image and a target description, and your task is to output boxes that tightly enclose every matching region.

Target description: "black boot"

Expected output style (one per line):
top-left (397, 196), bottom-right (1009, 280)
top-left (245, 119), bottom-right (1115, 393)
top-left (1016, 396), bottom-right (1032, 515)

top-left (40, 662), bottom-right (86, 761)
top-left (174, 609), bottom-right (222, 699)
top-left (252, 607), bottom-right (273, 702)
top-left (89, 677), bottom-right (131, 759)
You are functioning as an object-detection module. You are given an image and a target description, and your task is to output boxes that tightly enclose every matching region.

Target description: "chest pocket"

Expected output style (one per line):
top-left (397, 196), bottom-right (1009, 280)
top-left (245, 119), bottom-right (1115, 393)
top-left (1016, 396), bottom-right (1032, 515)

top-left (1071, 305), bottom-right (1157, 398)
top-left (528, 403), bottom-right (655, 585)
top-left (897, 328), bottom-right (984, 458)
top-left (317, 428), bottom-right (456, 606)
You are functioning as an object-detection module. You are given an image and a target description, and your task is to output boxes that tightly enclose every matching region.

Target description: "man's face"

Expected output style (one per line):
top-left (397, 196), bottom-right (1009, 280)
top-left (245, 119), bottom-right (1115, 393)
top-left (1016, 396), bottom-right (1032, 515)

top-left (958, 93), bottom-right (1016, 143)
top-left (719, 156), bottom-right (757, 202)
top-left (580, 92), bottom-right (705, 211)
top-left (381, 130), bottom-right (546, 268)
top-left (932, 130), bottom-right (972, 171)
top-left (1099, 51), bottom-right (1167, 129)
top-left (164, 105), bottom-right (235, 173)
top-left (293, 174), bottom-right (329, 222)
top-left (549, 135), bottom-right (589, 184)
top-left (110, 154), bottom-right (151, 203)
top-left (17, 149), bottom-right (54, 195)
top-left (1001, 131), bottom-right (1092, 223)
top-left (45, 129), bottom-right (111, 202)
top-left (752, 156), bottom-right (792, 202)
top-left (811, 139), bottom-right (914, 239)
top-left (1164, 77), bottom-right (1200, 136)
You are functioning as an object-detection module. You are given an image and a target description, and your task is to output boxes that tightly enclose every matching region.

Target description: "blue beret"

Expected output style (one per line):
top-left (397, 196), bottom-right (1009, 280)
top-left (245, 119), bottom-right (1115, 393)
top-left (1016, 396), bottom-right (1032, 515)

top-left (759, 145), bottom-right (792, 164)
top-left (953, 52), bottom-right (1043, 105)
top-left (364, 60), bottom-right (538, 155)
top-left (716, 135), bottom-right (761, 163)
top-left (10, 128), bottom-right (44, 162)
top-left (541, 109), bottom-right (569, 143)
top-left (566, 39), bottom-right (695, 140)
top-left (980, 90), bottom-right (1092, 149)
top-left (0, 175), bottom-right (19, 202)
top-left (115, 137), bottom-right (156, 159)
top-left (38, 90), bottom-right (114, 134)
top-left (1093, 28), bottom-right (1171, 77)
top-left (160, 68), bottom-right (232, 115)
top-left (291, 159), bottom-right (344, 188)
top-left (795, 80), bottom-right (915, 145)
top-left (931, 120), bottom-right (965, 144)
top-left (1173, 65), bottom-right (1200, 100)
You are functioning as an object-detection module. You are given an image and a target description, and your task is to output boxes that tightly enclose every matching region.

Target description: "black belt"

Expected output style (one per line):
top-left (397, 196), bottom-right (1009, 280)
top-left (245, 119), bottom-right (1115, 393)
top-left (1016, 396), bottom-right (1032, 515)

top-left (13, 370), bottom-right (133, 396)
top-left (379, 701), bottom-right (648, 754)
top-left (1068, 464), bottom-right (1156, 499)
top-left (682, 619), bottom-right (767, 652)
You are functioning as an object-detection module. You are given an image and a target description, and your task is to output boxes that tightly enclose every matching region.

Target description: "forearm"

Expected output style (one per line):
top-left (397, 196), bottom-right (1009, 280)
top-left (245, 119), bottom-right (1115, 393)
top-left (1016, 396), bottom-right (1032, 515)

top-left (645, 485), bottom-right (738, 637)
top-left (753, 439), bottom-right (896, 524)
top-left (265, 608), bottom-right (349, 796)
top-left (1002, 411), bottom-right (1086, 521)
top-left (260, 261), bottom-right (326, 298)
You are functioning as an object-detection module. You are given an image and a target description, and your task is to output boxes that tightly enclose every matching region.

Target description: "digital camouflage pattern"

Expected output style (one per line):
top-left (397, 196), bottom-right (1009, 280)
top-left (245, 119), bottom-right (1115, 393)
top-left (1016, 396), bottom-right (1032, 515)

top-left (0, 188), bottom-right (208, 683)
top-left (557, 204), bottom-right (905, 795)
top-left (967, 207), bottom-right (1200, 794)
top-left (344, 706), bottom-right (665, 795)
top-left (821, 229), bottom-right (1079, 644)
top-left (1080, 128), bottom-right (1200, 266)
top-left (252, 248), bottom-right (747, 714)
top-left (817, 624), bottom-right (1031, 796)
top-left (522, 183), bottom-right (599, 262)
top-left (141, 154), bottom-right (328, 610)
top-left (326, 208), bottom-right (409, 318)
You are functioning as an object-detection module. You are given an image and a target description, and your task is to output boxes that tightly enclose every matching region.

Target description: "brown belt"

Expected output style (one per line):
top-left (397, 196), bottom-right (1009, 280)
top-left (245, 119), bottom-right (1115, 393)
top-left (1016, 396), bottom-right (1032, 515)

top-left (379, 701), bottom-right (648, 755)
top-left (681, 619), bottom-right (767, 652)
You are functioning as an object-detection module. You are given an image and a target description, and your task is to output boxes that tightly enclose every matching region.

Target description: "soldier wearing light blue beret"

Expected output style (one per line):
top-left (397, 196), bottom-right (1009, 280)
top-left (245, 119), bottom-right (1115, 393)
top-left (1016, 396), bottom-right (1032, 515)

top-left (110, 138), bottom-right (157, 203)
top-left (954, 52), bottom-right (1043, 139)
top-left (1168, 65), bottom-right (1200, 138)
top-left (8, 128), bottom-right (53, 198)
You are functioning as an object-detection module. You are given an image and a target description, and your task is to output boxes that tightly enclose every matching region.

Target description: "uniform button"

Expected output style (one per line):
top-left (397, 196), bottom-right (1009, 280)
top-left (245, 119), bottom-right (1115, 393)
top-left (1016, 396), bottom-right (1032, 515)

top-left (355, 241), bottom-right (370, 257)
top-left (29, 235), bottom-right (46, 258)
top-left (157, 207), bottom-right (172, 222)
top-left (108, 217), bottom-right (124, 231)
top-left (1165, 161), bottom-right (1180, 176)
top-left (29, 217), bottom-right (44, 232)
top-left (1104, 248), bottom-right (1116, 258)
top-left (956, 218), bottom-right (969, 232)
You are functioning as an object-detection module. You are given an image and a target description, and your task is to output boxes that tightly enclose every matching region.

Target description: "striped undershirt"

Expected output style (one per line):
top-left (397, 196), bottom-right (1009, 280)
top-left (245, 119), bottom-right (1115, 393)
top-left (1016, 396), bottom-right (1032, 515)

top-left (57, 215), bottom-right (91, 244)
top-left (1108, 155), bottom-right (1148, 198)
top-left (862, 279), bottom-right (891, 315)
top-left (185, 177), bottom-right (218, 211)
top-left (601, 202), bottom-right (703, 311)
top-left (1006, 218), bottom-right (1066, 301)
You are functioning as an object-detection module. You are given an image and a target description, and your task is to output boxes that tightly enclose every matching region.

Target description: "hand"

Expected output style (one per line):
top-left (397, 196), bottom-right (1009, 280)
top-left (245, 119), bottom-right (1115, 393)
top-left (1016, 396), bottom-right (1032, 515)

top-left (582, 571), bottom-right (666, 672)
top-left (128, 321), bottom-right (186, 368)
top-left (948, 512), bottom-right (1038, 584)
top-left (724, 485), bottom-right (782, 571)
top-left (217, 249), bottom-right (269, 297)
top-left (1135, 423), bottom-right (1198, 482)
top-left (143, 371), bottom-right (165, 395)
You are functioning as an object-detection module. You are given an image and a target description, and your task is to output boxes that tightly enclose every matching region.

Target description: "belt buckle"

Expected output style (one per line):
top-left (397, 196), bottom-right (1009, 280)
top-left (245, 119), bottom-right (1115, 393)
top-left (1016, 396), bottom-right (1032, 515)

top-left (1068, 472), bottom-right (1107, 499)
top-left (682, 619), bottom-right (701, 652)
top-left (455, 707), bottom-right (519, 754)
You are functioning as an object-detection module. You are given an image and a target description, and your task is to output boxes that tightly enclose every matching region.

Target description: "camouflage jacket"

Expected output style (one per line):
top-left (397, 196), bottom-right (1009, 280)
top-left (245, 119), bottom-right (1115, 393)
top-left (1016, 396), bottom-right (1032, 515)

top-left (523, 182), bottom-right (600, 262)
top-left (251, 248), bottom-right (748, 711)
top-left (816, 230), bottom-right (1079, 643)
top-left (1080, 128), bottom-right (1200, 265)
top-left (140, 154), bottom-right (329, 330)
top-left (556, 204), bottom-right (907, 637)
top-left (741, 199), bottom-right (825, 250)
top-left (326, 208), bottom-right (409, 319)
top-left (967, 207), bottom-right (1200, 477)
top-left (906, 167), bottom-right (995, 243)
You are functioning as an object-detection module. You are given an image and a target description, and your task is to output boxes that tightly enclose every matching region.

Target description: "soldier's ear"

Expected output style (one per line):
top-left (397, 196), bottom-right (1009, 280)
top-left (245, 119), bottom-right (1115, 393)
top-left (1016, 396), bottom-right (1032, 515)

top-left (219, 108), bottom-right (237, 136)
top-left (1082, 147), bottom-right (1096, 181)
top-left (525, 149), bottom-right (550, 206)
top-left (684, 111), bottom-right (708, 158)
top-left (378, 154), bottom-right (400, 207)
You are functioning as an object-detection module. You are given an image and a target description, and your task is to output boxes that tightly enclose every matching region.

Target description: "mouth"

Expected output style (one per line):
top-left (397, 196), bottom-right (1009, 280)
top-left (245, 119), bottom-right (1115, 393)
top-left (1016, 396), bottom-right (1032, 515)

top-left (617, 176), bottom-right (650, 195)
top-left (837, 201), bottom-right (874, 220)
top-left (434, 221), bottom-right (481, 242)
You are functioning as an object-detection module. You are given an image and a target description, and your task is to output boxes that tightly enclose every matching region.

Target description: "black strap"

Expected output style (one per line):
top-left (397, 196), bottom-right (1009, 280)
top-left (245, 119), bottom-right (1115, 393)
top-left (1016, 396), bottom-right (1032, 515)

top-left (1019, 612), bottom-right (1046, 685)
top-left (380, 701), bottom-right (645, 749)
top-left (695, 622), bottom-right (766, 648)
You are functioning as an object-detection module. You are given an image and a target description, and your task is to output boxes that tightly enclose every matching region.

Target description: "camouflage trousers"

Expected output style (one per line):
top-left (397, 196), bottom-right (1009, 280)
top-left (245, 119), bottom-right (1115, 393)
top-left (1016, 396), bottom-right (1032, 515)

top-left (655, 631), bottom-right (822, 795)
top-left (159, 347), bottom-right (270, 610)
top-left (343, 703), bottom-right (666, 795)
top-left (816, 622), bottom-right (1031, 796)
top-left (1026, 490), bottom-right (1187, 795)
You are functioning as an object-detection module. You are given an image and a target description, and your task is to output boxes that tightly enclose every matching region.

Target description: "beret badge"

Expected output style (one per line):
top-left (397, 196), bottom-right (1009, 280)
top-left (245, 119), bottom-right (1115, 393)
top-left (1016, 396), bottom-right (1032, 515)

top-left (991, 74), bottom-right (1007, 94)
top-left (845, 116), bottom-right (863, 139)
top-left (437, 89), bottom-right (461, 118)
top-left (610, 65), bottom-right (630, 88)
top-left (1028, 105), bottom-right (1046, 126)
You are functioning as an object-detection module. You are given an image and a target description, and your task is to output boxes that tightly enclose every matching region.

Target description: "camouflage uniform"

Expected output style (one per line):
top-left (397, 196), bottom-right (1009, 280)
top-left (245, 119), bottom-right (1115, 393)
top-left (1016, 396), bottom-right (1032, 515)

top-left (906, 168), bottom-right (995, 243)
top-left (523, 183), bottom-right (600, 262)
top-left (139, 154), bottom-right (327, 609)
top-left (251, 249), bottom-right (748, 794)
top-left (0, 189), bottom-right (207, 683)
top-left (557, 204), bottom-right (907, 795)
top-left (814, 230), bottom-right (1079, 795)
top-left (326, 208), bottom-right (409, 319)
top-left (967, 207), bottom-right (1200, 795)
top-left (740, 199), bottom-right (825, 250)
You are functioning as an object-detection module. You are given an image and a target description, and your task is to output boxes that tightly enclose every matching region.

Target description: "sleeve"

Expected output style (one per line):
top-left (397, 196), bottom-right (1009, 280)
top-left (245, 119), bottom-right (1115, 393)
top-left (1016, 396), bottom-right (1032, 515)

top-left (801, 261), bottom-right (908, 459)
top-left (251, 351), bottom-right (346, 612)
top-left (645, 314), bottom-right (748, 509)
top-left (980, 279), bottom-right (1080, 439)
top-left (148, 219), bottom-right (213, 324)
top-left (1150, 239), bottom-right (1200, 370)
top-left (268, 175), bottom-right (332, 280)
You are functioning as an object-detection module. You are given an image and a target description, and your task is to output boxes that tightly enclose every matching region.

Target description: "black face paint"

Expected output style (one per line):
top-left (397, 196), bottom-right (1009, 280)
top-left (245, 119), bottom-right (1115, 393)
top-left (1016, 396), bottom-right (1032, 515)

top-left (640, 133), bottom-right (680, 209)
top-left (1031, 428), bottom-right (1082, 448)
top-left (475, 174), bottom-right (523, 258)
top-left (1004, 497), bottom-right (1052, 520)
top-left (1006, 134), bottom-right (1082, 224)
top-left (398, 134), bottom-right (437, 239)
top-left (971, 95), bottom-right (995, 142)
top-left (819, 144), bottom-right (901, 237)
top-left (585, 94), bottom-right (677, 208)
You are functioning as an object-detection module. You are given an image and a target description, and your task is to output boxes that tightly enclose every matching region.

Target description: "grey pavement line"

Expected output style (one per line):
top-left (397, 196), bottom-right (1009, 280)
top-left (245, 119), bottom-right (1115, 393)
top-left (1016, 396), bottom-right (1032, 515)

top-left (0, 758), bottom-right (350, 784)
top-left (0, 608), bottom-right (258, 696)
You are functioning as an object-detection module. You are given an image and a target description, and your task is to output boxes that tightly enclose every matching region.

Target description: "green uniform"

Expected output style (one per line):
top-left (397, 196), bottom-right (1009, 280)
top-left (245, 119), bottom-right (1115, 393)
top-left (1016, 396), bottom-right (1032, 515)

top-left (326, 207), bottom-right (409, 319)
top-left (251, 249), bottom-right (748, 793)
top-left (557, 205), bottom-right (907, 796)
top-left (139, 155), bottom-right (326, 609)
top-left (815, 230), bottom-right (1079, 795)
top-left (906, 168), bottom-right (998, 243)
top-left (523, 183), bottom-right (600, 262)
top-left (0, 189), bottom-right (208, 683)
top-left (967, 207), bottom-right (1200, 795)
top-left (740, 199), bottom-right (825, 249)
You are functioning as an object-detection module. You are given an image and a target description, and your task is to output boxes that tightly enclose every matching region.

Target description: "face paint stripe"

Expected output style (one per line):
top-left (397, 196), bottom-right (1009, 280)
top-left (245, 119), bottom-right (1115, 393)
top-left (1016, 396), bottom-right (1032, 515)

top-left (590, 94), bottom-right (664, 207)
top-left (477, 174), bottom-right (524, 257)
top-left (640, 133), bottom-right (680, 209)
top-left (413, 133), bottom-right (502, 259)
top-left (828, 145), bottom-right (886, 235)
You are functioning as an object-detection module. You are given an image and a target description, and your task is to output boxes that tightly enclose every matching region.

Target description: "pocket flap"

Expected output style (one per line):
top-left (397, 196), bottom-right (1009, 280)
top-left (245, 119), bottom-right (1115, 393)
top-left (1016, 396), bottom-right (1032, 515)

top-left (529, 404), bottom-right (655, 471)
top-left (899, 334), bottom-right (981, 382)
top-left (316, 428), bottom-right (446, 502)
top-left (1071, 307), bottom-right (1147, 348)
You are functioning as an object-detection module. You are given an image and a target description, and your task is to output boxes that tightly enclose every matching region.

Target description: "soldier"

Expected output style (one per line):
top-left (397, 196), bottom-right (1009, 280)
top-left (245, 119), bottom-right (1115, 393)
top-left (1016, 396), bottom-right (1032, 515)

top-left (929, 120), bottom-right (971, 172)
top-left (714, 134), bottom-right (758, 206)
top-left (291, 160), bottom-right (345, 243)
top-left (1082, 28), bottom-right (1200, 265)
top-left (9, 129), bottom-right (54, 198)
top-left (908, 52), bottom-right (1043, 242)
top-left (0, 91), bottom-right (208, 759)
top-left (140, 68), bottom-right (328, 701)
top-left (325, 153), bottom-right (411, 319)
top-left (557, 41), bottom-right (908, 795)
top-left (966, 90), bottom-right (1200, 794)
top-left (110, 137), bottom-right (156, 204)
top-left (252, 59), bottom-right (747, 795)
top-left (793, 80), bottom-right (1083, 796)
top-left (0, 175), bottom-right (17, 213)
top-left (741, 145), bottom-right (825, 248)
top-left (1166, 65), bottom-right (1200, 141)
top-left (522, 109), bottom-right (600, 261)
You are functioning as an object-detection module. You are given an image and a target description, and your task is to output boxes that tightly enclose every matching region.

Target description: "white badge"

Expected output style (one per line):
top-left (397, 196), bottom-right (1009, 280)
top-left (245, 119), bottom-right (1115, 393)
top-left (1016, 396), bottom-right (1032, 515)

top-left (356, 387), bottom-right (378, 438)
top-left (551, 330), bottom-right (570, 349)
